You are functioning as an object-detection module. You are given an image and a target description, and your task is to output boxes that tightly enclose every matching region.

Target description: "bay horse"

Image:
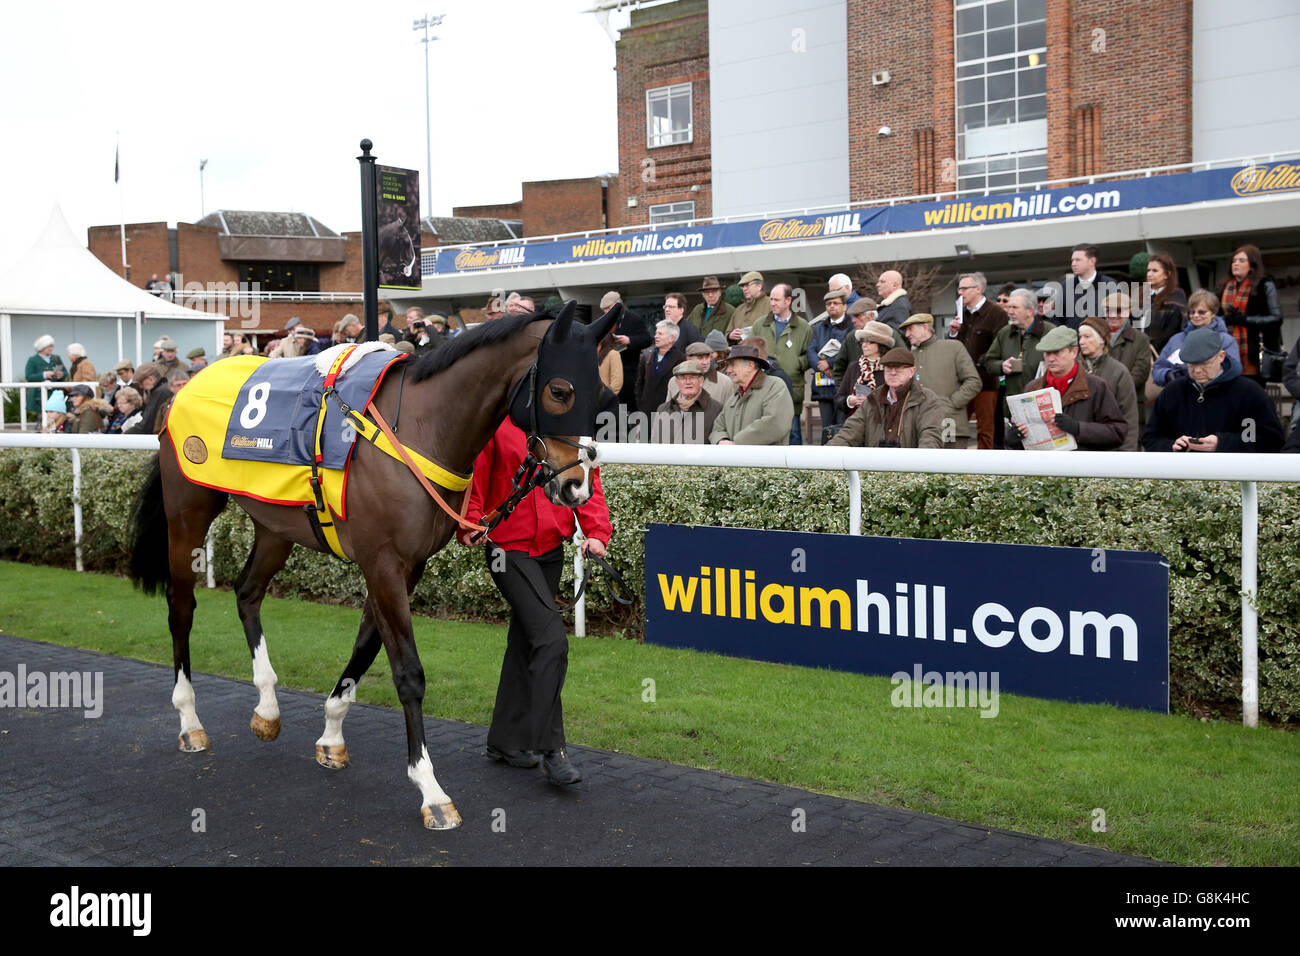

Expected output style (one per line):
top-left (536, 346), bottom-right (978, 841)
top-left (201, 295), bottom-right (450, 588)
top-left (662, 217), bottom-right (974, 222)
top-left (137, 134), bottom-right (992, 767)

top-left (128, 302), bottom-right (620, 829)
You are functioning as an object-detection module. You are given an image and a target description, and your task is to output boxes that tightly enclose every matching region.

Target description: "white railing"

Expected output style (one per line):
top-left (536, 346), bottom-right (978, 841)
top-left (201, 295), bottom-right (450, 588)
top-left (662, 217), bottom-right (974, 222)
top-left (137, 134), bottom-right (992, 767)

top-left (590, 443), bottom-right (1300, 729)
top-left (0, 381), bottom-right (111, 432)
top-left (4, 432), bottom-right (1296, 727)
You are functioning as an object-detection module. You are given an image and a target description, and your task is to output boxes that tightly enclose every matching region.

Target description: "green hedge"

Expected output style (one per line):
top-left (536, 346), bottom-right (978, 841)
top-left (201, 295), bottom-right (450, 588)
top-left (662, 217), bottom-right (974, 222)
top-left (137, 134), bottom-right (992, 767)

top-left (1, 447), bottom-right (1297, 723)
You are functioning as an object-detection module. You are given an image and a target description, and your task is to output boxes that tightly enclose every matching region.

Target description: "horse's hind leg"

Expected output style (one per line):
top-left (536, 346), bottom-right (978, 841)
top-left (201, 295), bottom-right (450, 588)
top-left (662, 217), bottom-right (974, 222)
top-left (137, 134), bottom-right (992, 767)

top-left (316, 560), bottom-right (427, 770)
top-left (162, 465), bottom-right (227, 753)
top-left (235, 522), bottom-right (295, 741)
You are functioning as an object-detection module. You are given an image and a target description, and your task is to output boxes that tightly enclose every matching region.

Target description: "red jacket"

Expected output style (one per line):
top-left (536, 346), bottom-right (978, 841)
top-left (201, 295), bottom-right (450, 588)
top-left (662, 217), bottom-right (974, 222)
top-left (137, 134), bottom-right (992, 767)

top-left (465, 419), bottom-right (611, 556)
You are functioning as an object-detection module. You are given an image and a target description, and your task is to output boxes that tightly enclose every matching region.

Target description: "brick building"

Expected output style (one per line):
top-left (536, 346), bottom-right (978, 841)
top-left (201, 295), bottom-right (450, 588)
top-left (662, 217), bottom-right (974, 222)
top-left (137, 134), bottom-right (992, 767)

top-left (615, 0), bottom-right (712, 226)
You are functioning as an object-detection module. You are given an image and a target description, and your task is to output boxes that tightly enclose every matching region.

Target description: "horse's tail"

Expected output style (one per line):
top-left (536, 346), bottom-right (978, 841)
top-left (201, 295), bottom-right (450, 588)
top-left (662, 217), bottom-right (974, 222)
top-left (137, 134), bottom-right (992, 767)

top-left (128, 453), bottom-right (171, 596)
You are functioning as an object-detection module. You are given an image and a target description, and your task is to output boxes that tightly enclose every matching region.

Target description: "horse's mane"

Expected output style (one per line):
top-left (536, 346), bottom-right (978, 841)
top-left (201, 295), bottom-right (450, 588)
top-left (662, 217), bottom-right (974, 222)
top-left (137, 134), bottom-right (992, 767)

top-left (407, 311), bottom-right (551, 383)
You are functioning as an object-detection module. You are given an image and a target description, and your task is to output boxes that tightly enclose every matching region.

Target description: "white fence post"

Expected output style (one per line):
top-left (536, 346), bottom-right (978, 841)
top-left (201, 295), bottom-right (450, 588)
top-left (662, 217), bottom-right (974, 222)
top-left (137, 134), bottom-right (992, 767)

top-left (1241, 481), bottom-right (1259, 728)
top-left (71, 448), bottom-right (84, 572)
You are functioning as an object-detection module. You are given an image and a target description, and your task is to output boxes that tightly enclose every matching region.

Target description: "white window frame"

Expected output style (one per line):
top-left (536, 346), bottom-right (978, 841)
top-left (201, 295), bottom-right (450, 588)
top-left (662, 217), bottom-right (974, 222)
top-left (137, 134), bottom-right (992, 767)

top-left (648, 201), bottom-right (696, 226)
top-left (954, 0), bottom-right (1048, 193)
top-left (646, 83), bottom-right (693, 149)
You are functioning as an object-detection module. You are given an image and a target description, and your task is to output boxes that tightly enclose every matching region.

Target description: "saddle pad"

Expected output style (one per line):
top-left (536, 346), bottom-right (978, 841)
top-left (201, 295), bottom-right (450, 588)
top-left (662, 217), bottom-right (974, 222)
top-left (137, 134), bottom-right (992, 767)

top-left (165, 352), bottom-right (402, 515)
top-left (223, 349), bottom-right (404, 468)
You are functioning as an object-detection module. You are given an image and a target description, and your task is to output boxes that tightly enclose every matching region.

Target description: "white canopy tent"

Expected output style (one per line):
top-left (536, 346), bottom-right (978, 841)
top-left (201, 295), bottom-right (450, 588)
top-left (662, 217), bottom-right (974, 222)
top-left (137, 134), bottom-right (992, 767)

top-left (0, 206), bottom-right (225, 386)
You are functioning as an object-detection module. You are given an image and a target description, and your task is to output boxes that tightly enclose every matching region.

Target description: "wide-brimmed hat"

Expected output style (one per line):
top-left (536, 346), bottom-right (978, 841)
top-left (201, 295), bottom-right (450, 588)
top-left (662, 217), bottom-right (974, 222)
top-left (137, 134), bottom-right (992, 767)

top-left (880, 348), bottom-right (916, 367)
top-left (723, 344), bottom-right (771, 369)
top-left (898, 313), bottom-right (935, 329)
top-left (856, 320), bottom-right (896, 346)
top-left (1181, 327), bottom-right (1226, 364)
top-left (739, 271), bottom-right (764, 286)
top-left (1038, 326), bottom-right (1079, 352)
top-left (699, 276), bottom-right (722, 291)
top-left (704, 330), bottom-right (730, 352)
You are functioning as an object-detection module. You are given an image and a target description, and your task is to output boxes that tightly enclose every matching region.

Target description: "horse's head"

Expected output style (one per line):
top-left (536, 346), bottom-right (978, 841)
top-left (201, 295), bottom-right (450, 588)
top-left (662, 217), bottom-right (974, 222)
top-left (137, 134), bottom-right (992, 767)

top-left (508, 300), bottom-right (620, 508)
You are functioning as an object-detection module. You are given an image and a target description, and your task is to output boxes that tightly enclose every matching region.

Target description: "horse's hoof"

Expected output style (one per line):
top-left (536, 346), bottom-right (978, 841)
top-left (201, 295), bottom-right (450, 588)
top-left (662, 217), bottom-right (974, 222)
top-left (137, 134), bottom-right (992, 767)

top-left (178, 729), bottom-right (210, 752)
top-left (250, 712), bottom-right (281, 741)
top-left (421, 802), bottom-right (462, 830)
top-left (316, 743), bottom-right (349, 769)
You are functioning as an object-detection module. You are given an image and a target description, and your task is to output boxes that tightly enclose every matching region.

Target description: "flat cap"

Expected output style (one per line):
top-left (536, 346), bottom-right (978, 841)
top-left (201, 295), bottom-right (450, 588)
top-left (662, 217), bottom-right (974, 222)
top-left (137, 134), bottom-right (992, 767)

top-left (739, 271), bottom-right (764, 286)
top-left (1181, 327), bottom-right (1226, 364)
top-left (672, 361), bottom-right (706, 377)
top-left (848, 298), bottom-right (879, 317)
top-left (1038, 325), bottom-right (1079, 352)
top-left (898, 313), bottom-right (935, 329)
top-left (186, 347), bottom-right (206, 360)
top-left (880, 347), bottom-right (915, 367)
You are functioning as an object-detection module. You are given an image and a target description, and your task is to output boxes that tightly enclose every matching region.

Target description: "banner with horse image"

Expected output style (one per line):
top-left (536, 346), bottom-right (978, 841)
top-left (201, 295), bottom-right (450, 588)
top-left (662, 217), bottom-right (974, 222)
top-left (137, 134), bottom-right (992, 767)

top-left (378, 165), bottom-right (421, 290)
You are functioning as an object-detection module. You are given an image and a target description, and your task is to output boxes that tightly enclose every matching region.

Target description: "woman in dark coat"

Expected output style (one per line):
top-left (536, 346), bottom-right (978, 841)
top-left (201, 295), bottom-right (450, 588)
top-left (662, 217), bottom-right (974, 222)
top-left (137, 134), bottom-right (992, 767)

top-left (1144, 252), bottom-right (1187, 354)
top-left (1216, 244), bottom-right (1283, 383)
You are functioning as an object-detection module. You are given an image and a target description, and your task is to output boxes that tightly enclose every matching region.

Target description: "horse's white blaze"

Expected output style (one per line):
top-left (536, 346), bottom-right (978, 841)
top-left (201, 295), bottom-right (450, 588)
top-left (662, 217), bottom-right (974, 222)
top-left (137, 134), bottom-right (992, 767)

top-left (407, 745), bottom-right (452, 809)
top-left (251, 636), bottom-right (279, 721)
top-left (172, 672), bottom-right (202, 733)
top-left (315, 681), bottom-right (356, 748)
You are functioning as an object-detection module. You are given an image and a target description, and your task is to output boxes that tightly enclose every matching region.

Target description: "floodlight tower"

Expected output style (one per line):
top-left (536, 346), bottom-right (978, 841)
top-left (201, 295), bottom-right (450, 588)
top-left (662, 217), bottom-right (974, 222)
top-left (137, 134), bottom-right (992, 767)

top-left (413, 13), bottom-right (444, 221)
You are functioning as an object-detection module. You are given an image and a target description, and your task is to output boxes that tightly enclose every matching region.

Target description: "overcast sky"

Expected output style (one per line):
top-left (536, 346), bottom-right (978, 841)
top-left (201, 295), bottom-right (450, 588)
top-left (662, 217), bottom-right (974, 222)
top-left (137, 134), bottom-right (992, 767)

top-left (0, 0), bottom-right (627, 273)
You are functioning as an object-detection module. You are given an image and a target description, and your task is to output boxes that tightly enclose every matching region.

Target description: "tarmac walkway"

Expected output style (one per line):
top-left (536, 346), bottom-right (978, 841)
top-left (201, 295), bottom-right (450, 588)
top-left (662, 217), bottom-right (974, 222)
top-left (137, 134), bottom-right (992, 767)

top-left (0, 634), bottom-right (1159, 867)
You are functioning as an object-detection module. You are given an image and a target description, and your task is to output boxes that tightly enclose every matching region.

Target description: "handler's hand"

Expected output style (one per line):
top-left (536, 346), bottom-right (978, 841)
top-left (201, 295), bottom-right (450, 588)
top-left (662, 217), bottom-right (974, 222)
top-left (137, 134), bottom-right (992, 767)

top-left (583, 538), bottom-right (607, 559)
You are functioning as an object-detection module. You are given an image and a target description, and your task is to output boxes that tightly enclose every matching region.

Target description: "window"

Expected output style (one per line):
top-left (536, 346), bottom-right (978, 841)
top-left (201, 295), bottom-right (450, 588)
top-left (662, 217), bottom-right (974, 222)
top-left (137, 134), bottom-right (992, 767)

top-left (954, 0), bottom-right (1048, 193)
top-left (648, 201), bottom-right (696, 226)
top-left (646, 83), bottom-right (692, 148)
top-left (236, 262), bottom-right (320, 293)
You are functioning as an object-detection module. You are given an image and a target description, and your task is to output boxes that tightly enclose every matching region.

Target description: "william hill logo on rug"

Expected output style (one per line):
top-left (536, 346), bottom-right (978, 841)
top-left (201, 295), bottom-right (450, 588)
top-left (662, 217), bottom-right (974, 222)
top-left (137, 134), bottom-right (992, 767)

top-left (759, 213), bottom-right (862, 243)
top-left (230, 435), bottom-right (274, 450)
top-left (1230, 163), bottom-right (1300, 197)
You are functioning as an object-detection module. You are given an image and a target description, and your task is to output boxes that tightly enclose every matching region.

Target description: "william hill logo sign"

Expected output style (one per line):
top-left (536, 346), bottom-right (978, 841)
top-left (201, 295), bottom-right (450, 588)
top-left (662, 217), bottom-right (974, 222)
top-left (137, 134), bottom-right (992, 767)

top-left (1230, 163), bottom-right (1300, 197)
top-left (453, 247), bottom-right (526, 270)
top-left (758, 213), bottom-right (862, 243)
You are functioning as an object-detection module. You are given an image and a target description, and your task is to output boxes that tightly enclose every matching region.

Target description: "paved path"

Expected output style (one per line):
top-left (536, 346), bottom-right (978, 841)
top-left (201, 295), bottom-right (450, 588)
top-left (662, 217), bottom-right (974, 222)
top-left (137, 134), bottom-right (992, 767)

top-left (0, 634), bottom-right (1158, 867)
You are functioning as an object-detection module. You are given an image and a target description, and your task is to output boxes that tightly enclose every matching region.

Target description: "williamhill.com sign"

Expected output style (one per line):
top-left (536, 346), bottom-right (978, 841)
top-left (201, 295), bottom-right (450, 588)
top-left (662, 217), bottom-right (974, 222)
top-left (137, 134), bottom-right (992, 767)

top-left (644, 525), bottom-right (1169, 712)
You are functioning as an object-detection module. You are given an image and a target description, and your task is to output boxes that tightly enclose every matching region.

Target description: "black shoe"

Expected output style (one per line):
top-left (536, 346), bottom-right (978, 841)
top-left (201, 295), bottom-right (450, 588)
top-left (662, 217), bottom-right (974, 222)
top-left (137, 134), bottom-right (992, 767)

top-left (542, 748), bottom-right (582, 785)
top-left (486, 744), bottom-right (541, 768)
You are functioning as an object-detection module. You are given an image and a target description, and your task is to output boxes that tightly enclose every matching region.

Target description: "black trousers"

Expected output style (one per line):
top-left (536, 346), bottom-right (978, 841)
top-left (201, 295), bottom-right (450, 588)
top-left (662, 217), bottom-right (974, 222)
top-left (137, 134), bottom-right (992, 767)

top-left (485, 545), bottom-right (568, 752)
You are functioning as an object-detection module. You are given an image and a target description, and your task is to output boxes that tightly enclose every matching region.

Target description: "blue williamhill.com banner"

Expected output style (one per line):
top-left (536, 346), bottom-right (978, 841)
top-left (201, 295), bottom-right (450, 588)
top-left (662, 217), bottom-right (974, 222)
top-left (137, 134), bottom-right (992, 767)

top-left (434, 160), bottom-right (1300, 274)
top-left (644, 525), bottom-right (1170, 712)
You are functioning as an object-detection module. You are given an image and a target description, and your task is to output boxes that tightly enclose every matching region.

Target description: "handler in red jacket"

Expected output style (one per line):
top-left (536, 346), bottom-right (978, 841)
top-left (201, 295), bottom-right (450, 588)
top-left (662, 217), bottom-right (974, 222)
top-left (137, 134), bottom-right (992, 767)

top-left (459, 418), bottom-right (612, 785)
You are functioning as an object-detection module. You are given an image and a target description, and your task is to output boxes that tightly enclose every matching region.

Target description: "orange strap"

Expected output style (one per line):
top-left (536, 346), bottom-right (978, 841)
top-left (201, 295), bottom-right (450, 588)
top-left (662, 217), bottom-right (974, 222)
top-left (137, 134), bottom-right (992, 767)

top-left (365, 401), bottom-right (486, 534)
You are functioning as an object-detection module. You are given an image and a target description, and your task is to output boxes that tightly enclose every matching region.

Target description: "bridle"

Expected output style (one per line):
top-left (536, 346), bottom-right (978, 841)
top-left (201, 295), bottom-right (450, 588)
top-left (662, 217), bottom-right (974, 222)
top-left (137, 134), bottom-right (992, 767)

top-left (468, 362), bottom-right (599, 543)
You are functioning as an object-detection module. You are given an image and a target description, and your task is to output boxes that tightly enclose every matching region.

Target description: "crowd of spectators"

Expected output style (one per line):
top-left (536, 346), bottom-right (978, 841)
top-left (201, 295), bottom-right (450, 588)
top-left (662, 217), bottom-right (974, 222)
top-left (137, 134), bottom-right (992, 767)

top-left (597, 241), bottom-right (1295, 453)
top-left (15, 246), bottom-right (1297, 455)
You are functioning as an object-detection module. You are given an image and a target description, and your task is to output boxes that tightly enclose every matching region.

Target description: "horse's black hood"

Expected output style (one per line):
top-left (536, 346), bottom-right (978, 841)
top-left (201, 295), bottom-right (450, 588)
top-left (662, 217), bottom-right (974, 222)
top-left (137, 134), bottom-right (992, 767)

top-left (509, 300), bottom-right (620, 437)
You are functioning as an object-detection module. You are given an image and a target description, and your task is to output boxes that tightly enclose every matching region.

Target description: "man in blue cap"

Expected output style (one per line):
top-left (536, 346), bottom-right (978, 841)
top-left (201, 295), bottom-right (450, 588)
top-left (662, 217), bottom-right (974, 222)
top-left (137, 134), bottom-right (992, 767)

top-left (1143, 327), bottom-right (1283, 453)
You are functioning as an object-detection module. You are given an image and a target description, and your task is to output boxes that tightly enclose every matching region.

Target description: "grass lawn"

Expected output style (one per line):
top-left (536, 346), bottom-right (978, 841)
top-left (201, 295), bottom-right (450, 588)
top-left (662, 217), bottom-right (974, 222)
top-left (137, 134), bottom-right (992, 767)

top-left (1, 560), bottom-right (1295, 866)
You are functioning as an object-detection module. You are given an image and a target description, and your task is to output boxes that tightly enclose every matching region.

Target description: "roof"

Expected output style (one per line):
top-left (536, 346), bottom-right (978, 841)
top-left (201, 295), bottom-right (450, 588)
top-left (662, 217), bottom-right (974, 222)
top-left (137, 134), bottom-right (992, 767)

top-left (422, 216), bottom-right (522, 244)
top-left (0, 206), bottom-right (224, 320)
top-left (194, 210), bottom-right (339, 238)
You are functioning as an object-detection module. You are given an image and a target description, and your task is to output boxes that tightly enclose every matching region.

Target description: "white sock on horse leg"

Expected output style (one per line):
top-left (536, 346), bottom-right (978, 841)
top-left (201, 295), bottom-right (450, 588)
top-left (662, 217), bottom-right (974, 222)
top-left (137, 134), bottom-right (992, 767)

top-left (251, 635), bottom-right (279, 722)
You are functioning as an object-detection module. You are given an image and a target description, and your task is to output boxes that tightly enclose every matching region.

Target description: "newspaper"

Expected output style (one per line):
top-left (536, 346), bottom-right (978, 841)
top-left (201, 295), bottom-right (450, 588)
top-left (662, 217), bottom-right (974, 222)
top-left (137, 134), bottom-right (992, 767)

top-left (1007, 387), bottom-right (1077, 451)
top-left (814, 338), bottom-right (842, 386)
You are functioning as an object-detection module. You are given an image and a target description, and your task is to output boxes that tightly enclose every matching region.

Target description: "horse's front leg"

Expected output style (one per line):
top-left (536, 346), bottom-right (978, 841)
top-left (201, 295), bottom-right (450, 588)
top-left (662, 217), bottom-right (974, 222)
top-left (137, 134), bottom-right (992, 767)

top-left (365, 566), bottom-right (460, 830)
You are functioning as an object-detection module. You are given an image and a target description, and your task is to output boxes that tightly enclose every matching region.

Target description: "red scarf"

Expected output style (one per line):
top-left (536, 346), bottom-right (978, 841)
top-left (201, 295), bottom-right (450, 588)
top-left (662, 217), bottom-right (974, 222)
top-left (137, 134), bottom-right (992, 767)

top-left (1044, 362), bottom-right (1078, 400)
top-left (1221, 277), bottom-right (1256, 375)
